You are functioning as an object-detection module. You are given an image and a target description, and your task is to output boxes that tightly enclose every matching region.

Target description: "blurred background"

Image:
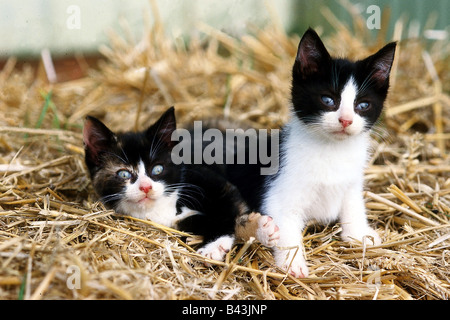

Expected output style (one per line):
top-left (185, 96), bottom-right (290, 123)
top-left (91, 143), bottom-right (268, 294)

top-left (0, 0), bottom-right (448, 59)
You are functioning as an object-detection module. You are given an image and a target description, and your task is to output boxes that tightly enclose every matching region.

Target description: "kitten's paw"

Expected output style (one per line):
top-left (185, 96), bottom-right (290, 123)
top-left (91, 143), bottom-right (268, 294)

top-left (276, 254), bottom-right (309, 278)
top-left (197, 235), bottom-right (234, 262)
top-left (235, 212), bottom-right (279, 247)
top-left (274, 248), bottom-right (309, 278)
top-left (364, 228), bottom-right (382, 246)
top-left (341, 227), bottom-right (381, 246)
top-left (256, 215), bottom-right (280, 247)
top-left (285, 260), bottom-right (309, 278)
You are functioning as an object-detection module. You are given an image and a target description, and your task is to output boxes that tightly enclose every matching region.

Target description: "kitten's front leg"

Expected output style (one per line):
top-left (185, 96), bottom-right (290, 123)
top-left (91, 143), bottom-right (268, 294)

top-left (340, 185), bottom-right (381, 245)
top-left (272, 214), bottom-right (309, 278)
top-left (235, 212), bottom-right (280, 247)
top-left (197, 235), bottom-right (235, 262)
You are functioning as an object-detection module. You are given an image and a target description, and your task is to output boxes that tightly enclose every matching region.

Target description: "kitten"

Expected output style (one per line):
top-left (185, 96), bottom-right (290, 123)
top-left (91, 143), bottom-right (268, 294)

top-left (83, 107), bottom-right (278, 261)
top-left (226, 28), bottom-right (396, 277)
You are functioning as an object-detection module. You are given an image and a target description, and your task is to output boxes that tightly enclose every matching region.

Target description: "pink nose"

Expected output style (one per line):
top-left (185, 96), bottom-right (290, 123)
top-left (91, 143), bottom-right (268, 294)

top-left (139, 183), bottom-right (152, 194)
top-left (339, 118), bottom-right (353, 128)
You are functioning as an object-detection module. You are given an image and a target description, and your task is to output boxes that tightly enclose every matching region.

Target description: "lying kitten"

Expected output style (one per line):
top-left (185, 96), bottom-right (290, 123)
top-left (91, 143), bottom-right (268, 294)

top-left (83, 107), bottom-right (278, 261)
top-left (226, 28), bottom-right (396, 277)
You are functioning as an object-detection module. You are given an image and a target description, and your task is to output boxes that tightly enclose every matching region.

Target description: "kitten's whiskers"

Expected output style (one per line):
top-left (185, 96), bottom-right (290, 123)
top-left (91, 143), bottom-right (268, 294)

top-left (100, 192), bottom-right (124, 204)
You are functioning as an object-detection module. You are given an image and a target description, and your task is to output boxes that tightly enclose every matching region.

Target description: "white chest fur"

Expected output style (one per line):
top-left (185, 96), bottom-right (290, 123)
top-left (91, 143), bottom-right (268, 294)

top-left (117, 189), bottom-right (180, 227)
top-left (262, 117), bottom-right (369, 224)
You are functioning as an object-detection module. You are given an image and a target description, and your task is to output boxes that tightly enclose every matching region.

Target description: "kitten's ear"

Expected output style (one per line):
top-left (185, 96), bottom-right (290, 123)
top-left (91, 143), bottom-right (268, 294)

top-left (294, 28), bottom-right (331, 77)
top-left (83, 116), bottom-right (116, 164)
top-left (364, 42), bottom-right (397, 86)
top-left (146, 106), bottom-right (177, 147)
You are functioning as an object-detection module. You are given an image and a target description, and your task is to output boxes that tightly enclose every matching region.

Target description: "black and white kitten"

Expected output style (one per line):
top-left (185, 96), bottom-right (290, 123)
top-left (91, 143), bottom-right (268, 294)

top-left (226, 28), bottom-right (396, 278)
top-left (83, 107), bottom-right (278, 261)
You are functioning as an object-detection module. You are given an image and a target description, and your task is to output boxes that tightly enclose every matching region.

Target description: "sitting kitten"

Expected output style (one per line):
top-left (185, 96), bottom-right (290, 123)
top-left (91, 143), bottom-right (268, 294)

top-left (226, 28), bottom-right (396, 277)
top-left (83, 107), bottom-right (278, 261)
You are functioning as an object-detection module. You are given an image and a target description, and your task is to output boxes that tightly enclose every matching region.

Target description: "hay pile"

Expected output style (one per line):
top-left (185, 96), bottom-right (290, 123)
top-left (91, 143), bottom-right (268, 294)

top-left (1, 5), bottom-right (449, 300)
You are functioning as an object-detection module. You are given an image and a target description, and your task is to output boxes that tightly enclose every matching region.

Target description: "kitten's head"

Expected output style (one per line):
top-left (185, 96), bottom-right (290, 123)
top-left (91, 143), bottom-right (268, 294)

top-left (83, 107), bottom-right (180, 214)
top-left (291, 28), bottom-right (396, 141)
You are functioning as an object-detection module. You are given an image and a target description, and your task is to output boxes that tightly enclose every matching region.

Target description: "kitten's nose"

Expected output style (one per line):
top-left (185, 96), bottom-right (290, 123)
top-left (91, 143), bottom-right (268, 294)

top-left (139, 183), bottom-right (152, 194)
top-left (339, 118), bottom-right (353, 128)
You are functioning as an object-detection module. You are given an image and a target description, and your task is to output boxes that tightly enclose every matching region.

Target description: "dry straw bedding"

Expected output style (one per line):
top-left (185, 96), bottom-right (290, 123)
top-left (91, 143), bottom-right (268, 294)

top-left (0, 6), bottom-right (449, 300)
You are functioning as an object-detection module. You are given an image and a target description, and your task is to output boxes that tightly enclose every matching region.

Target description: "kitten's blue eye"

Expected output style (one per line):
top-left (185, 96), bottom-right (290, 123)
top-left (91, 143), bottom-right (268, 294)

top-left (117, 169), bottom-right (132, 179)
top-left (356, 102), bottom-right (370, 111)
top-left (151, 165), bottom-right (163, 176)
top-left (321, 96), bottom-right (335, 107)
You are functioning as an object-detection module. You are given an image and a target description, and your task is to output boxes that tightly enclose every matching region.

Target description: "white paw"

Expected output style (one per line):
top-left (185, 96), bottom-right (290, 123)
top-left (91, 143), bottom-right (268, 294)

top-left (256, 215), bottom-right (280, 247)
top-left (341, 227), bottom-right (381, 246)
top-left (197, 235), bottom-right (234, 262)
top-left (285, 257), bottom-right (309, 278)
top-left (275, 251), bottom-right (309, 278)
